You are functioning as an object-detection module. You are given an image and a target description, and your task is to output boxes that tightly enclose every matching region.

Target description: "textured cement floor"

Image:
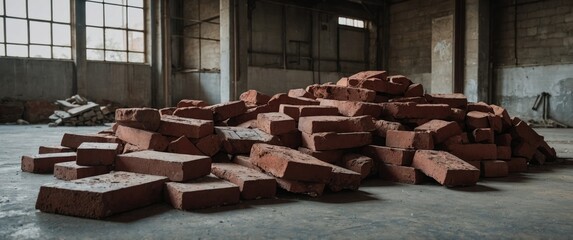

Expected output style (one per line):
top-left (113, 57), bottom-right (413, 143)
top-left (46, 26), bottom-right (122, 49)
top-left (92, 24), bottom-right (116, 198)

top-left (0, 125), bottom-right (572, 239)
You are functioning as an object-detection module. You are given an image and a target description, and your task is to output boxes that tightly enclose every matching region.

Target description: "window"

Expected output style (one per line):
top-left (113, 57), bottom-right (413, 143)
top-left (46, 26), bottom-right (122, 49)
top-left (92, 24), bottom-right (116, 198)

top-left (85, 0), bottom-right (145, 63)
top-left (0, 0), bottom-right (72, 59)
top-left (338, 16), bottom-right (365, 28)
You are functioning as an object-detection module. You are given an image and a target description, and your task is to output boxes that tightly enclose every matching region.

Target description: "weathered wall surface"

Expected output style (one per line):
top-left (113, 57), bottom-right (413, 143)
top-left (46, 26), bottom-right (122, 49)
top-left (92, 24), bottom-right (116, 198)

top-left (247, 67), bottom-right (344, 96)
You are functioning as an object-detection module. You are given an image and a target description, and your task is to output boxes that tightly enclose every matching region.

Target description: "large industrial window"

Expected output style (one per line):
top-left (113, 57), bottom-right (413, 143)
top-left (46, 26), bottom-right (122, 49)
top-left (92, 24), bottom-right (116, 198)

top-left (85, 0), bottom-right (145, 63)
top-left (338, 16), bottom-right (364, 28)
top-left (0, 0), bottom-right (72, 59)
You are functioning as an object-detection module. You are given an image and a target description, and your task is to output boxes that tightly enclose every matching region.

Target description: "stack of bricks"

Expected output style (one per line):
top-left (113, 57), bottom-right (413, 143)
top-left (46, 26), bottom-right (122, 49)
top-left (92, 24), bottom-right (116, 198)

top-left (21, 70), bottom-right (558, 220)
top-left (50, 95), bottom-right (115, 126)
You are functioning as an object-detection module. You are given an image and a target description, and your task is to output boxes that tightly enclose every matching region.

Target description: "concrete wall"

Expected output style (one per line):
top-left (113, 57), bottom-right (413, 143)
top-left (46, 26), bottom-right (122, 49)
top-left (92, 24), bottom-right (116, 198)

top-left (0, 58), bottom-right (74, 100)
top-left (388, 0), bottom-right (454, 90)
top-left (492, 0), bottom-right (573, 125)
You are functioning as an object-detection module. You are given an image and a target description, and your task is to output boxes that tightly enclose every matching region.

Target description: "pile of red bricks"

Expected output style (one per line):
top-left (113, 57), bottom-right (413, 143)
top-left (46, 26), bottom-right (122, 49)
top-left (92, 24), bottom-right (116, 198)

top-left (22, 70), bottom-right (558, 219)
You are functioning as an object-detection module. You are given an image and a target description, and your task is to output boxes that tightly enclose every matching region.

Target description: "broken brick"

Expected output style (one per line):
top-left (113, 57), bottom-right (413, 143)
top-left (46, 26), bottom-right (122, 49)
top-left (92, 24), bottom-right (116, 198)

top-left (465, 111), bottom-right (490, 130)
top-left (232, 155), bottom-right (258, 169)
top-left (412, 150), bottom-right (480, 187)
top-left (279, 104), bottom-right (339, 121)
top-left (158, 115), bottom-right (214, 138)
top-left (115, 125), bottom-right (169, 151)
top-left (39, 146), bottom-right (73, 154)
top-left (206, 100), bottom-right (248, 121)
top-left (467, 102), bottom-right (494, 113)
top-left (116, 150), bottom-right (211, 182)
top-left (177, 99), bottom-right (208, 108)
top-left (481, 160), bottom-right (509, 178)
top-left (60, 133), bottom-right (118, 149)
top-left (471, 128), bottom-right (494, 143)
top-left (240, 90), bottom-right (272, 106)
top-left (211, 163), bottom-right (276, 200)
top-left (76, 142), bottom-right (120, 166)
top-left (512, 141), bottom-right (537, 160)
top-left (425, 93), bottom-right (468, 109)
top-left (349, 70), bottom-right (388, 80)
top-left (227, 104), bottom-right (274, 126)
top-left (301, 132), bottom-right (371, 151)
top-left (192, 134), bottom-right (222, 157)
top-left (347, 78), bottom-right (407, 95)
top-left (21, 152), bottom-right (76, 173)
top-left (389, 97), bottom-right (428, 104)
top-left (341, 153), bottom-right (374, 180)
top-left (165, 175), bottom-right (240, 210)
top-left (257, 112), bottom-right (296, 135)
top-left (327, 165), bottom-right (362, 192)
top-left (318, 99), bottom-right (381, 117)
top-left (372, 120), bottom-right (406, 138)
top-left (288, 88), bottom-right (315, 99)
top-left (167, 136), bottom-right (204, 155)
top-left (115, 108), bottom-right (161, 131)
top-left (298, 147), bottom-right (345, 164)
top-left (298, 115), bottom-right (375, 134)
top-left (53, 161), bottom-right (111, 181)
top-left (414, 120), bottom-right (462, 144)
top-left (362, 145), bottom-right (415, 166)
top-left (267, 93), bottom-right (320, 108)
top-left (538, 140), bottom-right (557, 161)
top-left (379, 164), bottom-right (426, 184)
top-left (275, 178), bottom-right (325, 197)
top-left (216, 127), bottom-right (280, 154)
top-left (386, 130), bottom-right (434, 150)
top-left (36, 172), bottom-right (167, 219)
top-left (511, 120), bottom-right (543, 147)
top-left (381, 102), bottom-right (452, 120)
top-left (306, 84), bottom-right (376, 102)
top-left (404, 83), bottom-right (424, 97)
top-left (490, 104), bottom-right (512, 130)
top-left (531, 150), bottom-right (547, 165)
top-left (172, 107), bottom-right (213, 120)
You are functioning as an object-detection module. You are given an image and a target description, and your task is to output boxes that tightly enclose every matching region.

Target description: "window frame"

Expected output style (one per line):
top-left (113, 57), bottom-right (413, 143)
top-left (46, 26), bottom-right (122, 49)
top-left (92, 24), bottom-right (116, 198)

top-left (337, 16), bottom-right (365, 29)
top-left (0, 0), bottom-right (73, 60)
top-left (85, 0), bottom-right (146, 63)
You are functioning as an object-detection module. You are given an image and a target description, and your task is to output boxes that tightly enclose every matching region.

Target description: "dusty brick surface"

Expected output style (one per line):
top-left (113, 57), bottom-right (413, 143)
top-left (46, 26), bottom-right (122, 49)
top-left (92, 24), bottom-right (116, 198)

top-left (267, 93), bottom-right (320, 107)
top-left (404, 83), bottom-right (424, 97)
top-left (76, 142), bottom-right (120, 166)
top-left (306, 84), bottom-right (376, 102)
top-left (381, 102), bottom-right (452, 120)
top-left (467, 102), bottom-right (494, 113)
top-left (447, 144), bottom-right (497, 161)
top-left (414, 120), bottom-right (462, 144)
top-left (211, 163), bottom-right (276, 200)
top-left (349, 70), bottom-right (388, 80)
top-left (301, 132), bottom-right (371, 151)
top-left (192, 134), bottom-right (222, 157)
top-left (159, 107), bottom-right (176, 116)
top-left (425, 94), bottom-right (468, 109)
top-left (227, 104), bottom-right (274, 126)
top-left (471, 128), bottom-right (494, 143)
top-left (21, 152), bottom-right (77, 173)
top-left (497, 146), bottom-right (512, 160)
top-left (206, 100), bottom-right (248, 121)
top-left (279, 104), bottom-right (339, 121)
top-left (39, 146), bottom-right (73, 154)
top-left (115, 108), bottom-right (161, 131)
top-left (288, 88), bottom-right (315, 99)
top-left (507, 157), bottom-right (528, 173)
top-left (275, 178), bottom-right (325, 197)
top-left (372, 120), bottom-right (406, 138)
top-left (232, 155), bottom-right (259, 169)
top-left (61, 133), bottom-right (118, 149)
top-left (165, 175), bottom-right (240, 210)
top-left (389, 96), bottom-right (428, 104)
top-left (346, 78), bottom-right (408, 95)
top-left (511, 120), bottom-right (543, 146)
top-left (172, 107), bottom-right (213, 120)
top-left (298, 115), bottom-right (375, 134)
top-left (466, 111), bottom-right (491, 130)
top-left (341, 153), bottom-right (374, 180)
top-left (491, 104), bottom-right (512, 130)
top-left (177, 99), bottom-right (208, 108)
top-left (240, 90), bottom-right (272, 106)
top-left (319, 99), bottom-right (381, 117)
top-left (167, 136), bottom-right (204, 155)
top-left (327, 164), bottom-right (362, 192)
top-left (115, 125), bottom-right (169, 151)
top-left (386, 130), bottom-right (434, 150)
top-left (412, 150), bottom-right (480, 187)
top-left (298, 147), bottom-right (345, 164)
top-left (277, 131), bottom-right (302, 149)
top-left (362, 145), bottom-right (415, 166)
top-left (257, 112), bottom-right (296, 135)
top-left (117, 150), bottom-right (211, 182)
top-left (158, 115), bottom-right (214, 138)
top-left (250, 144), bottom-right (333, 183)
top-left (36, 172), bottom-right (167, 219)
top-left (481, 160), bottom-right (509, 178)
top-left (379, 164), bottom-right (426, 184)
top-left (215, 127), bottom-right (280, 154)
top-left (54, 161), bottom-right (111, 181)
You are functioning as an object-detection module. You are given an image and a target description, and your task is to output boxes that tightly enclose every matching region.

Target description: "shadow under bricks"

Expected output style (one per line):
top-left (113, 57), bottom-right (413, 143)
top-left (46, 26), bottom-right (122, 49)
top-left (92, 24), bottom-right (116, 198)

top-left (191, 202), bottom-right (253, 214)
top-left (448, 184), bottom-right (500, 193)
top-left (243, 197), bottom-right (297, 207)
top-left (277, 190), bottom-right (380, 204)
top-left (106, 203), bottom-right (172, 223)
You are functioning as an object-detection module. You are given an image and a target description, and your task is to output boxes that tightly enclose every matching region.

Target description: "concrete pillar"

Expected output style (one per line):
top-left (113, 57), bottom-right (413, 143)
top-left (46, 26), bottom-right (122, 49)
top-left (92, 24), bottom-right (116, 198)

top-left (72, 0), bottom-right (87, 96)
top-left (220, 0), bottom-right (249, 103)
top-left (220, 0), bottom-right (234, 103)
top-left (150, 0), bottom-right (164, 107)
top-left (464, 0), bottom-right (490, 102)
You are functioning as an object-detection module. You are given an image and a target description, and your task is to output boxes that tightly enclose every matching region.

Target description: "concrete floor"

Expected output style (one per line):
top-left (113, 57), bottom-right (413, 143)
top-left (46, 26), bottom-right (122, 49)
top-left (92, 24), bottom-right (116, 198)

top-left (0, 125), bottom-right (572, 239)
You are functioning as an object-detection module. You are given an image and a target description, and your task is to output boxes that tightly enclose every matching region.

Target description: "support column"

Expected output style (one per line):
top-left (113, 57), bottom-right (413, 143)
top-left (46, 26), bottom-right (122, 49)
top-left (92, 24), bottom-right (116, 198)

top-left (220, 0), bottom-right (234, 103)
top-left (150, 0), bottom-right (164, 107)
top-left (72, 0), bottom-right (86, 96)
top-left (464, 0), bottom-right (490, 102)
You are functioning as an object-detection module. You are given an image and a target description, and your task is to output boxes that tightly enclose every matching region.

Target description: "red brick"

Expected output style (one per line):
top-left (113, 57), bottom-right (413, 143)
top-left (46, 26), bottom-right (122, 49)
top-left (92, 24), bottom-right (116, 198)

top-left (511, 120), bottom-right (543, 147)
top-left (507, 157), bottom-right (528, 173)
top-left (495, 133), bottom-right (513, 146)
top-left (447, 144), bottom-right (497, 161)
top-left (449, 108), bottom-right (467, 122)
top-left (257, 112), bottom-right (296, 135)
top-left (54, 161), bottom-right (111, 181)
top-left (467, 102), bottom-right (494, 113)
top-left (443, 133), bottom-right (471, 147)
top-left (277, 131), bottom-right (302, 149)
top-left (531, 150), bottom-right (546, 165)
top-left (39, 146), bottom-right (73, 154)
top-left (192, 134), bottom-right (222, 157)
top-left (425, 93), bottom-right (468, 109)
top-left (318, 99), bottom-right (381, 117)
top-left (36, 172), bottom-right (167, 219)
top-left (288, 88), bottom-right (315, 99)
top-left (497, 146), bottom-right (512, 160)
top-left (177, 99), bottom-right (208, 108)
top-left (327, 164), bottom-right (362, 192)
top-left (240, 90), bottom-right (272, 106)
top-left (347, 78), bottom-right (408, 95)
top-left (341, 153), bottom-right (374, 180)
top-left (379, 164), bottom-right (426, 184)
top-left (232, 155), bottom-right (258, 169)
top-left (306, 84), bottom-right (376, 102)
top-left (172, 107), bottom-right (213, 120)
top-left (216, 127), bottom-right (280, 154)
top-left (158, 115), bottom-right (214, 138)
top-left (301, 132), bottom-right (371, 151)
top-left (404, 83), bottom-right (424, 97)
top-left (267, 93), bottom-right (320, 107)
top-left (159, 107), bottom-right (176, 116)
top-left (537, 140), bottom-right (557, 161)
top-left (115, 125), bottom-right (169, 151)
top-left (298, 147), bottom-right (345, 164)
top-left (250, 143), bottom-right (333, 183)
top-left (512, 141), bottom-right (537, 160)
top-left (412, 150), bottom-right (480, 187)
top-left (465, 160), bottom-right (481, 170)
top-left (279, 104), bottom-right (339, 121)
top-left (227, 104), bottom-right (274, 126)
top-left (388, 75), bottom-right (412, 86)
top-left (488, 114), bottom-right (503, 133)
top-left (349, 70), bottom-right (388, 80)
top-left (389, 96), bottom-right (428, 104)
top-left (471, 128), bottom-right (494, 143)
top-left (466, 111), bottom-right (490, 130)
top-left (206, 100), bottom-right (248, 121)
top-left (21, 152), bottom-right (76, 173)
top-left (414, 120), bottom-right (462, 144)
top-left (61, 133), bottom-right (118, 149)
top-left (381, 102), bottom-right (452, 120)
top-left (275, 178), bottom-right (325, 197)
top-left (115, 108), bottom-right (161, 131)
top-left (211, 163), bottom-right (276, 200)
top-left (122, 143), bottom-right (141, 153)
top-left (386, 130), bottom-right (434, 150)
top-left (298, 115), bottom-right (375, 134)
top-left (167, 136), bottom-right (204, 155)
top-left (490, 104), bottom-right (512, 130)
top-left (362, 145), bottom-right (415, 166)
top-left (373, 94), bottom-right (390, 103)
top-left (372, 120), bottom-right (406, 138)
top-left (481, 160), bottom-right (508, 178)
top-left (117, 150), bottom-right (211, 182)
top-left (165, 175), bottom-right (240, 210)
top-left (76, 142), bottom-right (120, 166)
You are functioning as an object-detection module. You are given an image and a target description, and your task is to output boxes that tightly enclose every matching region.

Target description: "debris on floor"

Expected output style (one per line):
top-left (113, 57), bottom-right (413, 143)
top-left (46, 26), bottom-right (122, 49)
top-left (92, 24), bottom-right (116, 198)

top-left (20, 70), bottom-right (559, 219)
top-left (49, 95), bottom-right (116, 126)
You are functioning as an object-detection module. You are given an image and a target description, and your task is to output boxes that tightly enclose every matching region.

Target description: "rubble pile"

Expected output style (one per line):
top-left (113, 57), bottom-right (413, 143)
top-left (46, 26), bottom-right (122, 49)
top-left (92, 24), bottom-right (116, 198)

top-left (21, 70), bottom-right (558, 219)
top-left (49, 95), bottom-right (115, 126)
